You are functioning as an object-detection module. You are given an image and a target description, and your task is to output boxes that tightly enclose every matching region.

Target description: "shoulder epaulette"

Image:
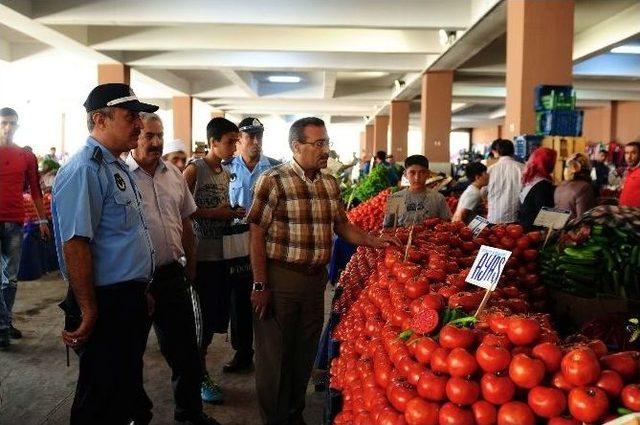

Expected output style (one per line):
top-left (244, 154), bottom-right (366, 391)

top-left (90, 146), bottom-right (103, 164)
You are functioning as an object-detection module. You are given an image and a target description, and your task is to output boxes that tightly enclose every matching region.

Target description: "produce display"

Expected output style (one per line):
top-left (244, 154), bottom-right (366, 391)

top-left (344, 166), bottom-right (394, 204)
top-left (327, 219), bottom-right (640, 424)
top-left (347, 189), bottom-right (393, 232)
top-left (541, 207), bottom-right (640, 300)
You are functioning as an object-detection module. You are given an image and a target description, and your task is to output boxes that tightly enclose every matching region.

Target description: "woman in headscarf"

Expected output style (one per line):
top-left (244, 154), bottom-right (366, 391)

top-left (555, 153), bottom-right (597, 220)
top-left (518, 147), bottom-right (557, 230)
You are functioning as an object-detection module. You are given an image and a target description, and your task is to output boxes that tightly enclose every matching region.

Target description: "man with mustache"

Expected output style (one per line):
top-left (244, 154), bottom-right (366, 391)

top-left (248, 117), bottom-right (399, 425)
top-left (222, 117), bottom-right (279, 374)
top-left (126, 113), bottom-right (219, 424)
top-left (52, 83), bottom-right (157, 424)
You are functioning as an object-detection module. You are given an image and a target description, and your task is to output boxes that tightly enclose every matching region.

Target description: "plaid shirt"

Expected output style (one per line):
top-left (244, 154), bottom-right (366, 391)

top-left (247, 160), bottom-right (345, 266)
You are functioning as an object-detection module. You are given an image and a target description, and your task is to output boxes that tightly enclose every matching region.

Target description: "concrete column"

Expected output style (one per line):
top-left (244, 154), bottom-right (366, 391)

top-left (359, 131), bottom-right (366, 156)
top-left (97, 64), bottom-right (130, 85)
top-left (365, 124), bottom-right (374, 158)
top-left (504, 0), bottom-right (574, 139)
top-left (173, 96), bottom-right (193, 156)
top-left (374, 115), bottom-right (389, 154)
top-left (421, 71), bottom-right (453, 164)
top-left (389, 100), bottom-right (410, 161)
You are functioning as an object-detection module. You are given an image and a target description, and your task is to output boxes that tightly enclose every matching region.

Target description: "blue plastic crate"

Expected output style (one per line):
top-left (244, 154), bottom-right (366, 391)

top-left (514, 135), bottom-right (543, 160)
top-left (536, 110), bottom-right (583, 136)
top-left (534, 85), bottom-right (575, 111)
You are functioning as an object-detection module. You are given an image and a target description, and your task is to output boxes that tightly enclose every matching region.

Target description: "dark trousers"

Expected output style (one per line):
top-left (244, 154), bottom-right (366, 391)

top-left (254, 264), bottom-right (327, 425)
top-left (228, 257), bottom-right (254, 360)
top-left (148, 262), bottom-right (203, 419)
top-left (70, 281), bottom-right (150, 425)
top-left (195, 261), bottom-right (230, 350)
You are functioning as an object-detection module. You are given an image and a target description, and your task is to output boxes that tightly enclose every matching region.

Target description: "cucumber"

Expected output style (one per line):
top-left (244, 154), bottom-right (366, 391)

top-left (558, 255), bottom-right (597, 266)
top-left (557, 263), bottom-right (598, 276)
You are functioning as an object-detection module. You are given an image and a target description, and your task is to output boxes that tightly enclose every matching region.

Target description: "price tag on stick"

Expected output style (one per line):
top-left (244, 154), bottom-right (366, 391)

top-left (465, 245), bottom-right (512, 317)
top-left (533, 207), bottom-right (571, 247)
top-left (468, 215), bottom-right (490, 238)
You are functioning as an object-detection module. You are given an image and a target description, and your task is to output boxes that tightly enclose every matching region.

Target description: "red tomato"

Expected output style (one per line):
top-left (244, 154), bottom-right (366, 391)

top-left (446, 348), bottom-right (478, 377)
top-left (483, 333), bottom-right (512, 349)
top-left (561, 347), bottom-right (601, 386)
top-left (527, 386), bottom-right (567, 418)
top-left (515, 235), bottom-right (532, 250)
top-left (386, 380), bottom-right (417, 412)
top-left (397, 265), bottom-right (419, 283)
top-left (417, 372), bottom-right (447, 402)
top-left (551, 371), bottom-right (575, 392)
top-left (405, 278), bottom-right (430, 300)
top-left (600, 351), bottom-right (640, 381)
top-left (621, 384), bottom-right (640, 411)
top-left (439, 325), bottom-right (475, 349)
top-left (526, 230), bottom-right (542, 243)
top-left (567, 386), bottom-right (609, 423)
top-left (587, 339), bottom-right (608, 358)
top-left (532, 342), bottom-right (563, 373)
top-left (506, 224), bottom-right (524, 239)
top-left (476, 343), bottom-right (512, 373)
top-left (429, 348), bottom-right (451, 375)
top-left (472, 400), bottom-right (497, 425)
top-left (497, 401), bottom-right (535, 425)
top-left (596, 370), bottom-right (624, 398)
top-left (445, 377), bottom-right (480, 405)
top-left (506, 317), bottom-right (540, 346)
top-left (547, 417), bottom-right (580, 425)
top-left (480, 372), bottom-right (516, 405)
top-left (438, 402), bottom-right (474, 425)
top-left (508, 354), bottom-right (545, 389)
top-left (403, 397), bottom-right (439, 425)
top-left (522, 249), bottom-right (538, 262)
top-left (420, 294), bottom-right (445, 312)
top-left (500, 236), bottom-right (516, 250)
top-left (413, 337), bottom-right (439, 365)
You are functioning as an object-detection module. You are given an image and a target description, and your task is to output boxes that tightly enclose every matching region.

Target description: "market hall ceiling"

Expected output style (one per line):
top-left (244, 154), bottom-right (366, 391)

top-left (1, 0), bottom-right (639, 127)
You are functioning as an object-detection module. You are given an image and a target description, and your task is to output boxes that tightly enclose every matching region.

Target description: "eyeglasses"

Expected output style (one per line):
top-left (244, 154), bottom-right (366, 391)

top-left (297, 139), bottom-right (332, 149)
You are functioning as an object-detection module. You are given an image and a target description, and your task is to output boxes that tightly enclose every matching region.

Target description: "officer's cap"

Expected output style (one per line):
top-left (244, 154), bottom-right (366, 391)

top-left (238, 117), bottom-right (264, 134)
top-left (84, 83), bottom-right (159, 113)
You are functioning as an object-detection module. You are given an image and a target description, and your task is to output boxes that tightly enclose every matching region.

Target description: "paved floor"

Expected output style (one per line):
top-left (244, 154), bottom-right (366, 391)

top-left (0, 273), bottom-right (327, 425)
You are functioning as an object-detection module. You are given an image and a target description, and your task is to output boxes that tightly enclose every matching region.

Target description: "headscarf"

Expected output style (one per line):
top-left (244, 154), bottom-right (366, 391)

top-left (522, 147), bottom-right (557, 185)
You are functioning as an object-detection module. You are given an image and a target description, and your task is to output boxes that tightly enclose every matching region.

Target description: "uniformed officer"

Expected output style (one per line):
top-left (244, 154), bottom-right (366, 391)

top-left (127, 113), bottom-right (220, 425)
top-left (52, 83), bottom-right (158, 425)
top-left (222, 117), bottom-right (278, 373)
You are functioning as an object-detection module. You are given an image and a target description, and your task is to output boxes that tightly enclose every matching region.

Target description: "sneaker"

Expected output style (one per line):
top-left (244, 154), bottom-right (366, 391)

top-left (9, 325), bottom-right (22, 339)
top-left (201, 374), bottom-right (224, 404)
top-left (175, 412), bottom-right (221, 425)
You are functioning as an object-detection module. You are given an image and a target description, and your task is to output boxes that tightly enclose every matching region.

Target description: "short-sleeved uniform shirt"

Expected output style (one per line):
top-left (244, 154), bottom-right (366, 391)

top-left (226, 155), bottom-right (276, 209)
top-left (247, 160), bottom-right (344, 267)
top-left (126, 156), bottom-right (197, 267)
top-left (384, 188), bottom-right (451, 227)
top-left (52, 137), bottom-right (155, 287)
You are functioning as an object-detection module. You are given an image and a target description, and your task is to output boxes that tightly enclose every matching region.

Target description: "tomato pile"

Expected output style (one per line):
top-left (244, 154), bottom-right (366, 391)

top-left (347, 189), bottom-right (393, 232)
top-left (328, 219), bottom-right (640, 424)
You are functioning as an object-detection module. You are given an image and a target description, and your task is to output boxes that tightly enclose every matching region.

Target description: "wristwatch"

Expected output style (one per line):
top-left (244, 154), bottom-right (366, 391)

top-left (253, 282), bottom-right (265, 291)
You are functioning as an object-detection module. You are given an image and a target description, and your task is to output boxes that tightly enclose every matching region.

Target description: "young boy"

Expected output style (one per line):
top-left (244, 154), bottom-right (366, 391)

top-left (384, 154), bottom-right (451, 227)
top-left (452, 161), bottom-right (489, 224)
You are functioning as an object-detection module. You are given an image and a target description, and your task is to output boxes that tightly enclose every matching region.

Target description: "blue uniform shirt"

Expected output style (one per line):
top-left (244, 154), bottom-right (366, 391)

top-left (52, 137), bottom-right (155, 287)
top-left (226, 155), bottom-right (276, 209)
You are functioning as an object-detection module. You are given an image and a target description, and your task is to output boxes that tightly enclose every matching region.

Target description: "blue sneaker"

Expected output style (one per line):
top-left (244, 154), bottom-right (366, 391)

top-left (201, 373), bottom-right (224, 405)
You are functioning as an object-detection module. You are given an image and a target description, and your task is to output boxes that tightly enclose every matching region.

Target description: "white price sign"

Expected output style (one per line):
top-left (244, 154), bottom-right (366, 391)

top-left (465, 245), bottom-right (512, 291)
top-left (468, 215), bottom-right (490, 238)
top-left (533, 207), bottom-right (571, 230)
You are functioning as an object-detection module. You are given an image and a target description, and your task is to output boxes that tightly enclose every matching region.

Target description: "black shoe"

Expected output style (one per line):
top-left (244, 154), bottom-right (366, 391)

top-left (0, 329), bottom-right (9, 350)
top-left (175, 412), bottom-right (221, 425)
top-left (222, 355), bottom-right (254, 373)
top-left (9, 325), bottom-right (22, 339)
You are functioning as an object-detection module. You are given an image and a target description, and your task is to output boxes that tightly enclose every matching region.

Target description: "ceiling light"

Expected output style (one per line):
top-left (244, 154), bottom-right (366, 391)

top-left (267, 75), bottom-right (301, 83)
top-left (611, 44), bottom-right (640, 54)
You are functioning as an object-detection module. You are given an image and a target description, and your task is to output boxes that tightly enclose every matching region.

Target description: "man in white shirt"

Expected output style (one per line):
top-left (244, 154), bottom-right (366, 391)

top-left (487, 139), bottom-right (524, 224)
top-left (453, 162), bottom-right (489, 224)
top-left (127, 112), bottom-right (219, 425)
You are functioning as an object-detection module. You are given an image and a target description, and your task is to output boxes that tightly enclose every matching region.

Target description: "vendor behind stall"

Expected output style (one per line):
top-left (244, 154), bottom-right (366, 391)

top-left (383, 154), bottom-right (451, 227)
